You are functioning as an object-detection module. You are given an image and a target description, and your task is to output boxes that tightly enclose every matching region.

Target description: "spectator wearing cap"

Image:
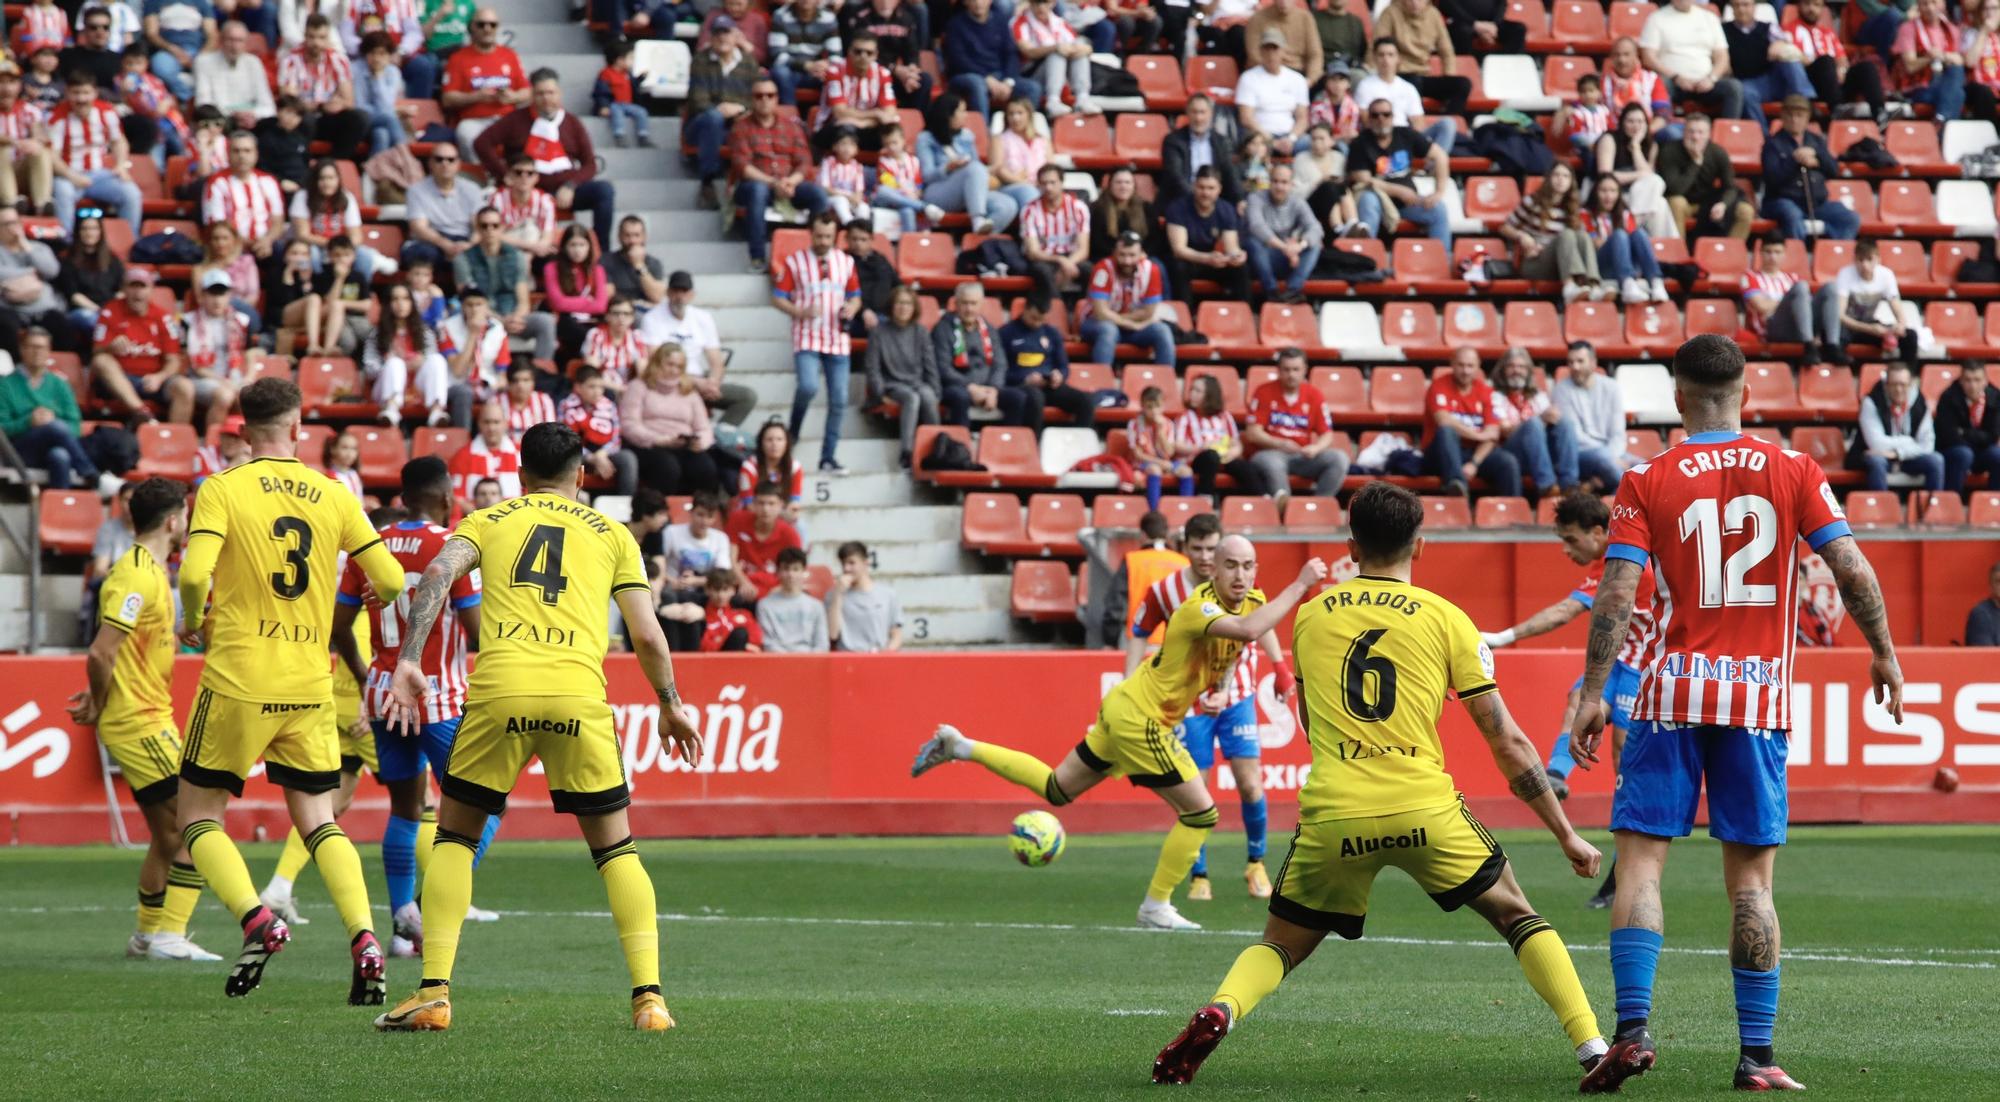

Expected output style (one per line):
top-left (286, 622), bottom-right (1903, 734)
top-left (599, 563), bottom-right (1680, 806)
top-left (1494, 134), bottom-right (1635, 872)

top-left (1236, 28), bottom-right (1313, 153)
top-left (0, 325), bottom-right (99, 490)
top-left (699, 0), bottom-right (772, 63)
top-left (403, 143), bottom-right (483, 268)
top-left (684, 15), bottom-right (764, 212)
top-left (1760, 94), bottom-right (1859, 241)
top-left (194, 20), bottom-right (275, 129)
top-left (1848, 361), bottom-right (1945, 491)
top-left (1938, 359), bottom-right (2000, 492)
top-left (1245, 346), bottom-right (1347, 509)
top-left (998, 294), bottom-right (1097, 433)
top-left (0, 206), bottom-right (71, 354)
top-left (1245, 161), bottom-right (1323, 304)
top-left (473, 67), bottom-right (617, 252)
top-left (195, 411), bottom-right (250, 481)
top-left (0, 61), bottom-right (56, 215)
top-left (182, 268), bottom-right (251, 424)
top-left (942, 0), bottom-right (1041, 123)
top-left (88, 266), bottom-right (195, 425)
top-left (1966, 562), bottom-right (2000, 646)
top-left (1160, 94), bottom-right (1243, 208)
top-left (1080, 230), bottom-right (1175, 367)
top-left (641, 269), bottom-right (758, 426)
top-left (726, 76), bottom-right (827, 274)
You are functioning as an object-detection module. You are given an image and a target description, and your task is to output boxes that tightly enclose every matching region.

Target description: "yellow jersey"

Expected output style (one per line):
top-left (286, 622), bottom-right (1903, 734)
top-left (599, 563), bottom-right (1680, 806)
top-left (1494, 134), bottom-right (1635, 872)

top-left (449, 491), bottom-right (648, 700)
top-left (181, 457), bottom-right (401, 703)
top-left (1113, 581), bottom-right (1265, 726)
top-left (1292, 574), bottom-right (1497, 822)
top-left (96, 543), bottom-right (177, 741)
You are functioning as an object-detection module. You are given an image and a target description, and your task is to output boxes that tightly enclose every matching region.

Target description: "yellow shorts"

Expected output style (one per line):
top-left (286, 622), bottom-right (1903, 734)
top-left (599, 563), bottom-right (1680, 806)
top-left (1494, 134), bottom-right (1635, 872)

top-left (337, 710), bottom-right (378, 777)
top-left (102, 727), bottom-right (184, 806)
top-left (1075, 693), bottom-right (1200, 789)
top-left (442, 696), bottom-right (629, 816)
top-left (1271, 796), bottom-right (1507, 940)
top-left (180, 686), bottom-right (340, 796)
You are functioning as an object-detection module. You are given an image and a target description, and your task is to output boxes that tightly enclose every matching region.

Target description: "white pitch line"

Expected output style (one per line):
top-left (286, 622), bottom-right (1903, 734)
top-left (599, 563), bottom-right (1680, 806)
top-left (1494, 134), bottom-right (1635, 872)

top-left (5, 903), bottom-right (1994, 971)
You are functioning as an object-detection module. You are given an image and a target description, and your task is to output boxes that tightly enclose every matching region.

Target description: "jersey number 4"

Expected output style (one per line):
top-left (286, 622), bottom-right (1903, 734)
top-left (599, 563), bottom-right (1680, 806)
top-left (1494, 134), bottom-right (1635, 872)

top-left (1678, 495), bottom-right (1778, 608)
top-left (511, 524), bottom-right (570, 605)
top-left (1342, 628), bottom-right (1399, 722)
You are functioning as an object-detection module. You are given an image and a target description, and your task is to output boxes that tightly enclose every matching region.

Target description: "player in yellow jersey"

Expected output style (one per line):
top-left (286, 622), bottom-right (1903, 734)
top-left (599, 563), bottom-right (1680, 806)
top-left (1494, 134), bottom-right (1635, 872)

top-left (1153, 482), bottom-right (1609, 1085)
top-left (913, 535), bottom-right (1327, 931)
top-left (173, 377), bottom-right (408, 1004)
top-left (64, 477), bottom-right (219, 963)
top-left (373, 423), bottom-right (703, 1034)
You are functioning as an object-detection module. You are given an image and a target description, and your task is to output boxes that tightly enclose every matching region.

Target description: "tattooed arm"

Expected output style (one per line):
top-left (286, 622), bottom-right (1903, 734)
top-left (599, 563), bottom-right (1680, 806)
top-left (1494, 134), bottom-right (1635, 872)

top-left (1570, 557), bottom-right (1641, 765)
top-left (1817, 534), bottom-right (1905, 723)
top-left (387, 538), bottom-right (479, 730)
top-left (1463, 690), bottom-right (1600, 877)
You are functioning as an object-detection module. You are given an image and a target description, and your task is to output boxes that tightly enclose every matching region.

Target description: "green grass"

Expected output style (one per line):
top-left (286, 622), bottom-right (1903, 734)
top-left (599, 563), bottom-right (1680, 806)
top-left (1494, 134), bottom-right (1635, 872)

top-left (4, 826), bottom-right (1995, 1100)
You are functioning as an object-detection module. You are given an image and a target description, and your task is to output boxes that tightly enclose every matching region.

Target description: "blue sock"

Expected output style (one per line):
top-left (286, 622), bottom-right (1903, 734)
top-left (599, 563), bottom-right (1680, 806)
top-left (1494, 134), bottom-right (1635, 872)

top-left (1242, 795), bottom-right (1268, 862)
top-left (1145, 473), bottom-right (1163, 510)
top-left (1733, 965), bottom-right (1779, 1057)
top-left (1547, 733), bottom-right (1576, 777)
top-left (1177, 475), bottom-right (1195, 498)
top-left (1609, 927), bottom-right (1664, 1026)
top-left (472, 813), bottom-right (500, 868)
top-left (382, 814), bottom-right (420, 912)
top-left (1190, 842), bottom-right (1208, 878)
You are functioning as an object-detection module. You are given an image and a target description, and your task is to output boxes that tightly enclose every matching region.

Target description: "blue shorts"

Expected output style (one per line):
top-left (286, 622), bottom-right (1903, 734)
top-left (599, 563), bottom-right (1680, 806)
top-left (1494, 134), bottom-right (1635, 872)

top-left (371, 716), bottom-right (462, 785)
top-left (1178, 697), bottom-right (1259, 770)
top-left (1570, 662), bottom-right (1642, 732)
top-left (1611, 721), bottom-right (1790, 846)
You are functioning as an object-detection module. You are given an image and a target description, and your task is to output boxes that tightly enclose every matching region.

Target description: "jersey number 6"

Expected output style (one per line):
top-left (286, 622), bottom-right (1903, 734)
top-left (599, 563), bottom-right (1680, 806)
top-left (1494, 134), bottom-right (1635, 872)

top-left (1342, 628), bottom-right (1398, 722)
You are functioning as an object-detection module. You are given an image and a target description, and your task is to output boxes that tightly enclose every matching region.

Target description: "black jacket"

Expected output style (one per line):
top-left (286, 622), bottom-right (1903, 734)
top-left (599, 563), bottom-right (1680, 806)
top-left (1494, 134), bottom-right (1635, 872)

top-left (1160, 127), bottom-right (1244, 206)
top-left (850, 250), bottom-right (900, 319)
top-left (1848, 380), bottom-right (1931, 466)
top-left (1761, 128), bottom-right (1833, 207)
top-left (1936, 381), bottom-right (2000, 453)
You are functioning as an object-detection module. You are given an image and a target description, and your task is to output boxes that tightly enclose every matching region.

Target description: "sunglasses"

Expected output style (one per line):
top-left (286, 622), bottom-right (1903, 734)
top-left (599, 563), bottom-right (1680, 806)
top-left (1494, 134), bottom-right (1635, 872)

top-left (477, 221), bottom-right (502, 229)
top-left (752, 91), bottom-right (777, 98)
top-left (1368, 110), bottom-right (1393, 119)
top-left (473, 19), bottom-right (498, 26)
top-left (433, 154), bottom-right (459, 162)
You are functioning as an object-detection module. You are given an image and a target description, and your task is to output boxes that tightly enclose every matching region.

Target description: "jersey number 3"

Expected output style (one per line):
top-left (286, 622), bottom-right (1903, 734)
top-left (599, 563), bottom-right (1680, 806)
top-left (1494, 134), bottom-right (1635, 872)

top-left (1342, 628), bottom-right (1398, 722)
top-left (269, 516), bottom-right (313, 600)
top-left (511, 524), bottom-right (570, 605)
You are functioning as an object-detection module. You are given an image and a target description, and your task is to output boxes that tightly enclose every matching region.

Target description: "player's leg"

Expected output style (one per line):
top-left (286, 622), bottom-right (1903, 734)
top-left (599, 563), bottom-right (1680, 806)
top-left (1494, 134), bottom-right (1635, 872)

top-left (1587, 665), bottom-right (1639, 907)
top-left (377, 792), bottom-right (485, 1032)
top-left (377, 720), bottom-right (430, 954)
top-left (1152, 911), bottom-right (1328, 1085)
top-left (1176, 714), bottom-right (1218, 899)
top-left (138, 791), bottom-right (220, 961)
top-left (270, 706), bottom-right (385, 1005)
top-left (260, 762), bottom-right (357, 922)
top-left (577, 806), bottom-right (675, 1031)
top-left (1217, 699), bottom-right (1270, 898)
top-left (1140, 772), bottom-right (1219, 931)
top-left (1704, 724), bottom-right (1800, 1090)
top-left (1465, 864), bottom-right (1607, 1067)
top-left (130, 795), bottom-right (173, 950)
top-left (177, 691), bottom-right (293, 995)
top-left (910, 722), bottom-right (1109, 806)
top-left (1544, 679), bottom-right (1586, 800)
top-left (423, 719), bottom-right (503, 922)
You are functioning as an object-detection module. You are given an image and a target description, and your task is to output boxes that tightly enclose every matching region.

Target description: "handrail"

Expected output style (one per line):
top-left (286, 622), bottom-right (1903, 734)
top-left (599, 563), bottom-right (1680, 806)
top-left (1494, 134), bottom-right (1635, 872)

top-left (0, 434), bottom-right (43, 653)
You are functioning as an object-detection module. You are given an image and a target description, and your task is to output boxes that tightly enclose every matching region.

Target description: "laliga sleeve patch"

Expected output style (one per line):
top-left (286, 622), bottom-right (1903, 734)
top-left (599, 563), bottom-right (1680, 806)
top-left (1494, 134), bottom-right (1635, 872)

top-left (1477, 640), bottom-right (1495, 678)
top-left (1091, 268), bottom-right (1110, 289)
top-left (120, 591), bottom-right (144, 622)
top-left (1201, 602), bottom-right (1222, 617)
top-left (1819, 482), bottom-right (1845, 519)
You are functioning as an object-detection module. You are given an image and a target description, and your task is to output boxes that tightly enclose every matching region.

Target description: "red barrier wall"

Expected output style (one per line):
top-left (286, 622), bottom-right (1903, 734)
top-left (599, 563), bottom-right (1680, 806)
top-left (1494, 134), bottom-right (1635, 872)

top-left (4, 650), bottom-right (1996, 844)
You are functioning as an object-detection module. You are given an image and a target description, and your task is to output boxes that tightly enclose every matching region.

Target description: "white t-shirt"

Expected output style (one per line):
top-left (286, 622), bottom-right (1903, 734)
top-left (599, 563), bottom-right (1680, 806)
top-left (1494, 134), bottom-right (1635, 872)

top-left (1833, 263), bottom-right (1899, 317)
top-left (639, 302), bottom-right (722, 376)
top-left (662, 522), bottom-right (732, 579)
top-left (1351, 73), bottom-right (1426, 126)
top-left (1639, 4), bottom-right (1727, 81)
top-left (1235, 65), bottom-right (1311, 137)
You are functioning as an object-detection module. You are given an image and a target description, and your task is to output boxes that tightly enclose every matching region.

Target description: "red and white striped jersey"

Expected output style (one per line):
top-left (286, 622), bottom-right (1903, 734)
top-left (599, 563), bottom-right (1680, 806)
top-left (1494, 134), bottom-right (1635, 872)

top-left (817, 156), bottom-right (868, 196)
top-left (15, 3), bottom-right (70, 50)
top-left (182, 308), bottom-right (252, 375)
top-left (1742, 268), bottom-right (1797, 336)
top-left (558, 391), bottom-right (622, 451)
top-left (0, 99), bottom-right (44, 142)
top-left (1565, 100), bottom-right (1615, 142)
top-left (772, 246), bottom-right (858, 356)
top-left (497, 389), bottom-right (558, 439)
top-left (1086, 255), bottom-right (1165, 317)
top-left (203, 171), bottom-right (287, 243)
top-left (811, 57), bottom-right (897, 132)
top-left (278, 46), bottom-right (354, 107)
top-left (491, 186), bottom-right (555, 241)
top-left (1783, 19), bottom-right (1845, 63)
top-left (1573, 554), bottom-right (1658, 669)
top-left (1174, 407), bottom-right (1238, 453)
top-left (875, 149), bottom-right (922, 194)
top-left (447, 434), bottom-right (522, 500)
top-left (350, 0), bottom-right (420, 49)
top-left (738, 455), bottom-right (804, 502)
top-left (1011, 6), bottom-right (1077, 48)
top-left (327, 465), bottom-right (364, 499)
top-left (1020, 193), bottom-right (1090, 256)
top-left (1602, 64), bottom-right (1665, 115)
top-left (1606, 431), bottom-right (1852, 731)
top-left (582, 326), bottom-right (647, 389)
top-left (1131, 568), bottom-right (1260, 708)
top-left (340, 520), bottom-right (480, 724)
top-left (47, 99), bottom-right (123, 172)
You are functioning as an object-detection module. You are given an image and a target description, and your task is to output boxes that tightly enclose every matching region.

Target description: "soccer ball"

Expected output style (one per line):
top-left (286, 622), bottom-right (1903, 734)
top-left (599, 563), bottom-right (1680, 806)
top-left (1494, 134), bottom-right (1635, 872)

top-left (1009, 810), bottom-right (1066, 867)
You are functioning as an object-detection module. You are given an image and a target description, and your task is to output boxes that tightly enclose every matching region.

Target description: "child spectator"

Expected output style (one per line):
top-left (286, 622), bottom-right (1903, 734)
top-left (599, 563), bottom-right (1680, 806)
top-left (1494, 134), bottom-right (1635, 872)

top-left (1131, 385), bottom-right (1194, 510)
top-left (581, 295), bottom-right (649, 392)
top-left (448, 401), bottom-right (523, 504)
top-left (256, 95), bottom-right (313, 193)
top-left (354, 32), bottom-right (408, 156)
top-left (727, 483), bottom-right (805, 599)
top-left (1237, 130), bottom-right (1272, 193)
top-left (817, 126), bottom-right (872, 225)
top-left (739, 419), bottom-right (805, 531)
top-left (869, 123), bottom-right (941, 233)
top-left (23, 47), bottom-right (65, 112)
top-left (826, 539), bottom-right (901, 652)
top-left (662, 489), bottom-right (733, 586)
top-left (559, 365), bottom-right (639, 495)
top-left (194, 413), bottom-right (251, 482)
top-left (116, 44), bottom-right (189, 170)
top-left (594, 38), bottom-right (653, 148)
top-left (439, 286), bottom-right (512, 411)
top-left (1308, 66), bottom-right (1359, 146)
top-left (310, 234), bottom-right (370, 354)
top-left (1555, 73), bottom-right (1615, 157)
top-left (181, 106), bottom-right (229, 198)
top-left (757, 546), bottom-right (830, 652)
top-left (324, 429), bottom-right (364, 497)
top-left (700, 568), bottom-right (762, 651)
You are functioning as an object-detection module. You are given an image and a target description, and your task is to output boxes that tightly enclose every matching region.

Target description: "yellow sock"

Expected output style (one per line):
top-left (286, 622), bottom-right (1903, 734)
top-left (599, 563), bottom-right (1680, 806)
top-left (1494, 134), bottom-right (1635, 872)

top-left (968, 742), bottom-right (1061, 802)
top-left (273, 827), bottom-right (311, 885)
top-left (593, 839), bottom-right (660, 992)
top-left (1509, 917), bottom-right (1602, 1049)
top-left (183, 820), bottom-right (260, 921)
top-left (415, 809), bottom-right (438, 877)
top-left (1147, 806), bottom-right (1218, 903)
top-left (1212, 941), bottom-right (1293, 1021)
top-left (160, 862), bottom-right (204, 936)
top-left (420, 830), bottom-right (477, 986)
top-left (136, 889), bottom-right (166, 935)
top-left (303, 823), bottom-right (374, 940)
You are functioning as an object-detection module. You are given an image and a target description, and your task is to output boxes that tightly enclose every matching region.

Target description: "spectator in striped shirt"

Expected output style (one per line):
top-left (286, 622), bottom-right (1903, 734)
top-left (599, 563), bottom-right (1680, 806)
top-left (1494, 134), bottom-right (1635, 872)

top-left (559, 365), bottom-right (638, 495)
top-left (769, 0), bottom-right (841, 106)
top-left (276, 14), bottom-right (370, 155)
top-left (1019, 164), bottom-right (1090, 299)
top-left (202, 129), bottom-right (287, 260)
top-left (0, 62), bottom-right (56, 216)
top-left (1176, 374), bottom-right (1269, 502)
top-left (581, 296), bottom-right (648, 392)
top-left (488, 157), bottom-right (556, 261)
top-left (1012, 0), bottom-right (1096, 118)
top-left (48, 72), bottom-right (143, 232)
top-left (1080, 230), bottom-right (1175, 367)
top-left (1790, 0), bottom-right (1886, 122)
top-left (1741, 234), bottom-right (1827, 363)
top-left (1498, 162), bottom-right (1608, 306)
top-left (496, 361), bottom-right (557, 438)
top-left (116, 44), bottom-right (190, 171)
top-left (1554, 73), bottom-right (1615, 157)
top-left (817, 127), bottom-right (873, 227)
top-left (811, 33), bottom-right (900, 152)
top-left (776, 212), bottom-right (862, 474)
top-left (867, 123), bottom-right (940, 234)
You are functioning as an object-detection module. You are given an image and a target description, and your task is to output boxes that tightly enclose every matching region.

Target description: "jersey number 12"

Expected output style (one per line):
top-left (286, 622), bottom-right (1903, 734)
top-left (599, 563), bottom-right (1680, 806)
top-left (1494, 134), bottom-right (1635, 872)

top-left (1677, 495), bottom-right (1778, 608)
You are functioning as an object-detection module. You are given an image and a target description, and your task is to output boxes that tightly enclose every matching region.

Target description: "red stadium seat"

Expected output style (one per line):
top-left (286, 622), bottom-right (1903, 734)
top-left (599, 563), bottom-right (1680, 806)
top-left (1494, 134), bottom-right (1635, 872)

top-left (1910, 491), bottom-right (1966, 528)
top-left (1442, 300), bottom-right (1503, 352)
top-left (1625, 302), bottom-right (1683, 353)
top-left (1650, 236), bottom-right (1691, 266)
top-left (1542, 55), bottom-right (1595, 97)
top-left (1379, 303), bottom-right (1440, 351)
top-left (1259, 302), bottom-right (1321, 349)
top-left (1798, 365), bottom-right (1859, 415)
top-left (1246, 365), bottom-right (1280, 394)
top-left (1607, 0), bottom-right (1652, 37)
top-left (1810, 239), bottom-right (1854, 283)
top-left (132, 423), bottom-right (197, 481)
top-left (1878, 239), bottom-right (1929, 285)
top-left (1311, 366), bottom-right (1368, 414)
top-left (1790, 426), bottom-right (1848, 474)
top-left (1184, 55), bottom-right (1240, 102)
top-left (1195, 300), bottom-right (1258, 347)
top-left (1475, 496), bottom-right (1533, 528)
top-left (1369, 367), bottom-right (1429, 415)
top-left (1933, 238), bottom-right (1985, 284)
top-left (1010, 560), bottom-right (1075, 621)
top-left (358, 224), bottom-right (403, 263)
top-left (1460, 176), bottom-right (1522, 225)
top-left (1184, 365), bottom-right (1246, 416)
top-left (1683, 297), bottom-right (1738, 338)
top-left (1626, 429), bottom-right (1664, 458)
top-left (297, 355), bottom-right (362, 416)
top-left (771, 228), bottom-right (810, 271)
top-left (1113, 113), bottom-right (1169, 168)
top-left (38, 489), bottom-right (102, 555)
top-left (1050, 114), bottom-right (1114, 168)
top-left (1969, 492), bottom-right (2000, 529)
top-left (1125, 55), bottom-right (1187, 111)
top-left (975, 427), bottom-right (1044, 482)
top-left (1121, 363), bottom-right (1182, 413)
top-left (1926, 303), bottom-right (1984, 351)
top-left (1218, 496), bottom-right (1280, 530)
top-left (1502, 301), bottom-right (1562, 352)
top-left (1157, 496), bottom-right (1215, 529)
top-left (1563, 299), bottom-right (1622, 346)
top-left (1825, 178), bottom-right (1878, 223)
top-left (1284, 496), bottom-right (1344, 528)
top-left (1550, 0), bottom-right (1607, 43)
top-left (1424, 496), bottom-right (1472, 529)
top-left (962, 493), bottom-right (1024, 551)
top-left (1091, 493), bottom-right (1149, 529)
top-left (1330, 236), bottom-right (1388, 271)
top-left (1828, 119), bottom-right (1881, 158)
top-left (1743, 362), bottom-right (1799, 415)
top-left (1692, 237), bottom-right (1748, 283)
top-left (1711, 119), bottom-right (1762, 171)
top-left (1884, 120), bottom-right (1945, 168)
top-left (410, 427), bottom-right (470, 459)
top-left (1843, 491), bottom-right (1903, 530)
top-left (910, 424), bottom-right (973, 483)
top-left (350, 427), bottom-right (407, 488)
top-left (1920, 362), bottom-right (1960, 405)
top-left (1066, 362), bottom-right (1113, 393)
top-left (1393, 238), bottom-right (1454, 285)
top-left (1025, 493), bottom-right (1088, 555)
top-left (897, 233), bottom-right (967, 289)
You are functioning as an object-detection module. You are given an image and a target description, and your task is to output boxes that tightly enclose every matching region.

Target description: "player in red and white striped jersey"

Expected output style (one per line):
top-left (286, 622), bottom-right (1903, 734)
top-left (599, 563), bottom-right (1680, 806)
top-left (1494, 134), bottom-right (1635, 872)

top-left (1572, 335), bottom-right (1901, 1096)
top-left (1123, 512), bottom-right (1291, 900)
top-left (1019, 164), bottom-right (1091, 295)
top-left (495, 362), bottom-right (558, 440)
top-left (332, 455), bottom-right (492, 955)
top-left (202, 131), bottom-right (288, 257)
top-left (809, 34), bottom-right (898, 139)
top-left (48, 76), bottom-right (143, 231)
top-left (774, 214), bottom-right (861, 474)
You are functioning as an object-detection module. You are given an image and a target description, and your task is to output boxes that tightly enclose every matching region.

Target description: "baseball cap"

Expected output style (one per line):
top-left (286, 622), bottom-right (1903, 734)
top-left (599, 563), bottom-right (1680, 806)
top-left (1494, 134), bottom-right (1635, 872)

top-left (710, 13), bottom-right (736, 32)
top-left (1117, 229), bottom-right (1145, 247)
top-left (220, 414), bottom-right (247, 437)
top-left (1782, 93), bottom-right (1812, 113)
top-left (668, 270), bottom-right (694, 291)
top-left (201, 269), bottom-right (233, 292)
top-left (126, 266), bottom-right (160, 286)
top-left (1260, 28), bottom-right (1287, 47)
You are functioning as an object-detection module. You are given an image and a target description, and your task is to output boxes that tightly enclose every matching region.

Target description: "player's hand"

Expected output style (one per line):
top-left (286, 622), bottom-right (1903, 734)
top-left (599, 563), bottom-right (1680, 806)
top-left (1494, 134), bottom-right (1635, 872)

top-left (389, 659), bottom-right (430, 733)
top-left (65, 690), bottom-right (100, 727)
top-left (661, 698), bottom-right (705, 766)
top-left (1559, 831), bottom-right (1601, 878)
top-left (347, 716), bottom-right (372, 744)
top-left (178, 621), bottom-right (209, 651)
top-left (1570, 697), bottom-right (1608, 769)
top-left (1870, 652), bottom-right (1905, 724)
top-left (1295, 557), bottom-right (1329, 590)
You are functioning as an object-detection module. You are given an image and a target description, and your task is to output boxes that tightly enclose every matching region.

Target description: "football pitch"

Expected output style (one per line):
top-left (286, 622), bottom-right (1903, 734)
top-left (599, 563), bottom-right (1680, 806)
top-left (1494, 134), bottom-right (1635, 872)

top-left (5, 825), bottom-right (1995, 1100)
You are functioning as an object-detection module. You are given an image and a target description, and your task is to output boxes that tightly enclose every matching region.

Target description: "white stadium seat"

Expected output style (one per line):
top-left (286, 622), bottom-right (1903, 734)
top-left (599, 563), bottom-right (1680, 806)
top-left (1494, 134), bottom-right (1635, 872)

top-left (1936, 180), bottom-right (1998, 234)
top-left (1617, 363), bottom-right (1680, 423)
top-left (1482, 55), bottom-right (1556, 112)
top-left (1320, 303), bottom-right (1396, 360)
top-left (1942, 120), bottom-right (1999, 165)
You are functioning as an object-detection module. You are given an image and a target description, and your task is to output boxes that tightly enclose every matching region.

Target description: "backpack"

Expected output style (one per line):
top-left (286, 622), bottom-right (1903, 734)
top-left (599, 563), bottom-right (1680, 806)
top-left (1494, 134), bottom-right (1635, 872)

top-left (1837, 137), bottom-right (1898, 170)
top-left (920, 431), bottom-right (985, 473)
top-left (957, 236), bottom-right (1029, 277)
top-left (129, 230), bottom-right (203, 265)
top-left (1467, 120), bottom-right (1553, 178)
